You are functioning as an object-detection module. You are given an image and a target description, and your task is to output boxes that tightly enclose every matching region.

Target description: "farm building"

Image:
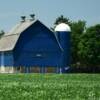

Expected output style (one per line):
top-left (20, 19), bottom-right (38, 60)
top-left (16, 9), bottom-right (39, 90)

top-left (0, 16), bottom-right (71, 73)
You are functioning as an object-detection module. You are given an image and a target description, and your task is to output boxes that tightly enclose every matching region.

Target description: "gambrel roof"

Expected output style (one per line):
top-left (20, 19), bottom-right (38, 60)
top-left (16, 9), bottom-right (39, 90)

top-left (0, 20), bottom-right (63, 52)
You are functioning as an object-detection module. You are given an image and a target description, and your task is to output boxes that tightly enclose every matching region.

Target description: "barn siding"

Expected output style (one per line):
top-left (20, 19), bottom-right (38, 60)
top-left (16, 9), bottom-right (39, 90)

top-left (0, 52), bottom-right (5, 72)
top-left (0, 51), bottom-right (13, 67)
top-left (4, 51), bottom-right (14, 66)
top-left (0, 52), bottom-right (1, 66)
top-left (13, 21), bottom-right (62, 67)
top-left (0, 51), bottom-right (14, 73)
top-left (0, 52), bottom-right (4, 66)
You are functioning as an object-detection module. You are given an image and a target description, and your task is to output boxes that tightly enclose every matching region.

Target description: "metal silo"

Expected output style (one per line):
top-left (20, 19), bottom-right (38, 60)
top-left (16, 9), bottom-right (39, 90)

top-left (55, 23), bottom-right (71, 73)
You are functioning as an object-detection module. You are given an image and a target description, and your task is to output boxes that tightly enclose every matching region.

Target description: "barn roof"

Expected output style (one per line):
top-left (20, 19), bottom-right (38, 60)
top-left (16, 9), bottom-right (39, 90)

top-left (0, 20), bottom-right (37, 52)
top-left (0, 19), bottom-right (63, 52)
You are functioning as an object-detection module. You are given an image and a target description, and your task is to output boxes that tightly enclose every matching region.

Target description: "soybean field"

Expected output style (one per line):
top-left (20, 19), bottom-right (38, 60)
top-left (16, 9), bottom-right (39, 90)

top-left (0, 74), bottom-right (99, 100)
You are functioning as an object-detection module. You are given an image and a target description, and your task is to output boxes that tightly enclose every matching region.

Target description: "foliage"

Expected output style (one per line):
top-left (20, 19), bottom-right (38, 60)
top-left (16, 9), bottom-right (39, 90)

top-left (78, 24), bottom-right (100, 71)
top-left (51, 15), bottom-right (71, 31)
top-left (0, 74), bottom-right (99, 100)
top-left (71, 20), bottom-right (86, 66)
top-left (0, 30), bottom-right (5, 38)
top-left (54, 15), bottom-right (71, 25)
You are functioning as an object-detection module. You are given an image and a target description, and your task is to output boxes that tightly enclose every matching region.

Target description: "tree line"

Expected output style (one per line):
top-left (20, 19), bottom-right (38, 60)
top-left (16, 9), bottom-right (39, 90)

top-left (53, 15), bottom-right (100, 73)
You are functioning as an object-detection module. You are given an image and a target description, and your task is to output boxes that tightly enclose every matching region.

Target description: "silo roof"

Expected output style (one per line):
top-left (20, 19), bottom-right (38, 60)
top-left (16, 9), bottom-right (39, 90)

top-left (55, 23), bottom-right (71, 32)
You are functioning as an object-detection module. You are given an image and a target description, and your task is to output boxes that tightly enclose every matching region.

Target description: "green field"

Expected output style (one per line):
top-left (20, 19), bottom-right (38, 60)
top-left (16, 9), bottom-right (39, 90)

top-left (0, 74), bottom-right (100, 100)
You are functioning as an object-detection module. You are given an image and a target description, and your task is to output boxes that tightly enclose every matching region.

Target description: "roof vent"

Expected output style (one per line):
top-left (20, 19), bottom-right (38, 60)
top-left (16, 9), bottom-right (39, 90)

top-left (30, 14), bottom-right (35, 21)
top-left (21, 16), bottom-right (26, 22)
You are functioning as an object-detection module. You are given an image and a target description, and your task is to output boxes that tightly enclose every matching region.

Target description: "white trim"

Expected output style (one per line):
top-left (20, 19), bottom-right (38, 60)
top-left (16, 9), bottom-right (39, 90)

top-left (1, 52), bottom-right (5, 73)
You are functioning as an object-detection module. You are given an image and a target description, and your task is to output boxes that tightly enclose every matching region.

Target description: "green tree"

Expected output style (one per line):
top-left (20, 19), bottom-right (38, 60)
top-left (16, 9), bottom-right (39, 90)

top-left (71, 20), bottom-right (86, 67)
top-left (54, 15), bottom-right (71, 25)
top-left (0, 30), bottom-right (5, 38)
top-left (78, 24), bottom-right (100, 72)
top-left (51, 15), bottom-right (71, 31)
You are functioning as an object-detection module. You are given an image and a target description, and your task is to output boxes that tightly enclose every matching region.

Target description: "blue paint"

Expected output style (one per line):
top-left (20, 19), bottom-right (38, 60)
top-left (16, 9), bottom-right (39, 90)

top-left (13, 21), bottom-right (62, 67)
top-left (4, 52), bottom-right (13, 66)
top-left (59, 31), bottom-right (71, 66)
top-left (0, 20), bottom-right (71, 73)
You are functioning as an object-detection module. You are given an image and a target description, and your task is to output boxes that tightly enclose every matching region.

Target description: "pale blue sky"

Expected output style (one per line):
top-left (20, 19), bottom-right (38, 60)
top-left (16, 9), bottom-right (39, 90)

top-left (0, 0), bottom-right (100, 32)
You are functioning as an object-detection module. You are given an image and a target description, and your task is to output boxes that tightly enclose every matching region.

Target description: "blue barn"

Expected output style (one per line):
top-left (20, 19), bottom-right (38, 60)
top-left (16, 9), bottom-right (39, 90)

top-left (0, 17), bottom-right (71, 73)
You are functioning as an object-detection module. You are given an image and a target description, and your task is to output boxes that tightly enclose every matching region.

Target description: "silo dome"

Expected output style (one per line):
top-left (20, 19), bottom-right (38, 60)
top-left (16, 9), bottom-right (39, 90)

top-left (55, 23), bottom-right (71, 32)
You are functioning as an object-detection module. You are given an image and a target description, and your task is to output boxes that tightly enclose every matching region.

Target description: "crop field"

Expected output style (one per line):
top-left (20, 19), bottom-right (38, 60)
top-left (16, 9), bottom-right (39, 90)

top-left (0, 74), bottom-right (99, 100)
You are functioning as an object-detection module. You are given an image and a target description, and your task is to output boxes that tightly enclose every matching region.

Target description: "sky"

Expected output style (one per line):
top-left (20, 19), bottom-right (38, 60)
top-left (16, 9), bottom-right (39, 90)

top-left (0, 0), bottom-right (100, 32)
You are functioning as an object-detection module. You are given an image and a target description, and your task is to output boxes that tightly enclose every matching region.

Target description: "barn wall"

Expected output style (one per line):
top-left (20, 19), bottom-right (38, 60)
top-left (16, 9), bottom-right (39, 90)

top-left (0, 53), bottom-right (1, 66)
top-left (0, 51), bottom-right (15, 73)
top-left (13, 21), bottom-right (62, 68)
top-left (4, 51), bottom-right (14, 66)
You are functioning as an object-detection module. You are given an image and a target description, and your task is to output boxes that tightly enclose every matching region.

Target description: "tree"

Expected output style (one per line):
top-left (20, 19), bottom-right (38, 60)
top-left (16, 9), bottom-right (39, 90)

top-left (54, 15), bottom-right (71, 25)
top-left (0, 30), bottom-right (5, 38)
top-left (51, 15), bottom-right (71, 31)
top-left (78, 24), bottom-right (100, 72)
top-left (71, 20), bottom-right (86, 67)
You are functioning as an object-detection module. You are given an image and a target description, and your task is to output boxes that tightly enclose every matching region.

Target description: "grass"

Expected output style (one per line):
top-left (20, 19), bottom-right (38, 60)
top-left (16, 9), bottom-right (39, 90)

top-left (0, 74), bottom-right (99, 100)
